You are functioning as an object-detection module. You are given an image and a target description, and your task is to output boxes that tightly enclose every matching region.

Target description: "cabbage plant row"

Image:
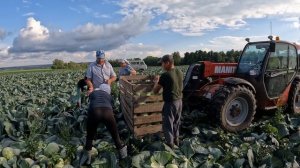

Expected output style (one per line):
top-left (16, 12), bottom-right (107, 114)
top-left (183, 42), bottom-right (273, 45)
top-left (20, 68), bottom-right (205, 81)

top-left (0, 66), bottom-right (300, 168)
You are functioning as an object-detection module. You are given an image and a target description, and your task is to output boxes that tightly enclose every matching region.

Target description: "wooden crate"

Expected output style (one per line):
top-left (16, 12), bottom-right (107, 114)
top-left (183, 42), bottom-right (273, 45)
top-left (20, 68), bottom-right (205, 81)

top-left (119, 75), bottom-right (164, 137)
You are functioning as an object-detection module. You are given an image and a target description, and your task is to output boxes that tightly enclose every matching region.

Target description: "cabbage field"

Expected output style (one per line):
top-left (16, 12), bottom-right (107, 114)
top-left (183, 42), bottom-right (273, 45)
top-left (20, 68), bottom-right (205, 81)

top-left (1, 66), bottom-right (300, 168)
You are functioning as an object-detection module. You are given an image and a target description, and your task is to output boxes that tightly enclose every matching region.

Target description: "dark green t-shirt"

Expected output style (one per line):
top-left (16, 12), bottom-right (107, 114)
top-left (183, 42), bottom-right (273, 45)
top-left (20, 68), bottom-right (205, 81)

top-left (158, 68), bottom-right (183, 102)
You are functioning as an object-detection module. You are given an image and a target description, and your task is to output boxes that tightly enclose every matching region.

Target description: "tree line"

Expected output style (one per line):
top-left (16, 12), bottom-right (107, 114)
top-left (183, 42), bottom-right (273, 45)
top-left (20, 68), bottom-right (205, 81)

top-left (51, 59), bottom-right (89, 69)
top-left (51, 59), bottom-right (125, 69)
top-left (143, 49), bottom-right (242, 66)
top-left (52, 49), bottom-right (242, 69)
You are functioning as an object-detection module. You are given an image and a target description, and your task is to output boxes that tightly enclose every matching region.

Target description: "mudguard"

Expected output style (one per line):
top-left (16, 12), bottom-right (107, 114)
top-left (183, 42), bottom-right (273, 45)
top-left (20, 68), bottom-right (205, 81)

top-left (223, 77), bottom-right (256, 94)
top-left (292, 75), bottom-right (300, 84)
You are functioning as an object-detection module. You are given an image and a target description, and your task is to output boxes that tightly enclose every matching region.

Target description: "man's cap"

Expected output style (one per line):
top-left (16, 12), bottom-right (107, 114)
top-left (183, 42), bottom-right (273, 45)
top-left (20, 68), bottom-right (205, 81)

top-left (158, 54), bottom-right (174, 63)
top-left (119, 59), bottom-right (129, 64)
top-left (98, 84), bottom-right (111, 94)
top-left (96, 50), bottom-right (105, 59)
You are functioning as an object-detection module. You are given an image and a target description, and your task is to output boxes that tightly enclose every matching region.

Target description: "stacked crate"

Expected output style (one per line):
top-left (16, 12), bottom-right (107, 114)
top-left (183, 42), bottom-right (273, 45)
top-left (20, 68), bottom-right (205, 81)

top-left (119, 75), bottom-right (164, 137)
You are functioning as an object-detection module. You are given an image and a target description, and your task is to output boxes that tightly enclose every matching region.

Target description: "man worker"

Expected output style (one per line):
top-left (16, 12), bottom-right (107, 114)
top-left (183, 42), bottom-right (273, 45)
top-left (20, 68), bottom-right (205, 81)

top-left (80, 84), bottom-right (127, 165)
top-left (152, 54), bottom-right (183, 148)
top-left (118, 59), bottom-right (136, 77)
top-left (77, 76), bottom-right (88, 92)
top-left (80, 50), bottom-right (127, 164)
top-left (86, 50), bottom-right (117, 96)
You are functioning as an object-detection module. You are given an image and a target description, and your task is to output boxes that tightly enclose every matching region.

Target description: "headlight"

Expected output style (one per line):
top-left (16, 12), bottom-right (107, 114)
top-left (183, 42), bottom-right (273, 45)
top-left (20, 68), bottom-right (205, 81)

top-left (249, 69), bottom-right (258, 76)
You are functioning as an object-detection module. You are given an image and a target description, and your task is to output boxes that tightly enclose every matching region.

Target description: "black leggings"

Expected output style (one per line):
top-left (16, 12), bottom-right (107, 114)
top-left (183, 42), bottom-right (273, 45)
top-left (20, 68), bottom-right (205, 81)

top-left (85, 107), bottom-right (123, 150)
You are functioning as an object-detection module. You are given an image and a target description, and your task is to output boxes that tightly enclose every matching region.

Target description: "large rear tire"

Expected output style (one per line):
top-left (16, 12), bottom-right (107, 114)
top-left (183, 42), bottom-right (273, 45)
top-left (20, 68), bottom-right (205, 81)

top-left (287, 81), bottom-right (300, 114)
top-left (211, 85), bottom-right (256, 132)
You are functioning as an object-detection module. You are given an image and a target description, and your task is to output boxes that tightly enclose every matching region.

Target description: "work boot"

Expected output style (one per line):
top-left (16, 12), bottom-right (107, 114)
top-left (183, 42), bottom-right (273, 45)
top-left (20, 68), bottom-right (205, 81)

top-left (174, 138), bottom-right (180, 147)
top-left (119, 145), bottom-right (128, 159)
top-left (166, 143), bottom-right (174, 149)
top-left (79, 149), bottom-right (92, 166)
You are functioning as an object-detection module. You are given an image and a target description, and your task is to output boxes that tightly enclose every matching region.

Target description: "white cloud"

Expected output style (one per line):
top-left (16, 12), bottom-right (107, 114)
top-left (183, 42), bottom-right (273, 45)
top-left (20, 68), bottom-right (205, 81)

top-left (0, 49), bottom-right (94, 68)
top-left (0, 43), bottom-right (163, 68)
top-left (107, 43), bottom-right (163, 59)
top-left (22, 12), bottom-right (35, 17)
top-left (35, 3), bottom-right (41, 7)
top-left (0, 46), bottom-right (10, 60)
top-left (9, 15), bottom-right (150, 54)
top-left (69, 7), bottom-right (81, 14)
top-left (79, 5), bottom-right (111, 19)
top-left (194, 36), bottom-right (267, 51)
top-left (19, 17), bottom-right (49, 41)
top-left (282, 17), bottom-right (300, 29)
top-left (120, 0), bottom-right (300, 36)
top-left (293, 22), bottom-right (300, 29)
top-left (93, 13), bottom-right (110, 18)
top-left (69, 6), bottom-right (111, 19)
top-left (2, 2), bottom-right (158, 68)
top-left (0, 28), bottom-right (8, 40)
top-left (22, 0), bottom-right (30, 3)
top-left (80, 5), bottom-right (92, 13)
top-left (282, 17), bottom-right (299, 22)
top-left (0, 15), bottom-right (152, 67)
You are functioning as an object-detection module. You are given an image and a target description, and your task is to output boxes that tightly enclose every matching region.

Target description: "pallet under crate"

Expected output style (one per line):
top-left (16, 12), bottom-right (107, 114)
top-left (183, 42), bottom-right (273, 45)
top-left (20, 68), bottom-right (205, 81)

top-left (119, 75), bottom-right (164, 137)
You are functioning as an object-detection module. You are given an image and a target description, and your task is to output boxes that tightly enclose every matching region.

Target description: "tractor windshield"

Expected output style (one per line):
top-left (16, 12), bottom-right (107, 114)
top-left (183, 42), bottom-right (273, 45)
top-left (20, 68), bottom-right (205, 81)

top-left (237, 43), bottom-right (270, 74)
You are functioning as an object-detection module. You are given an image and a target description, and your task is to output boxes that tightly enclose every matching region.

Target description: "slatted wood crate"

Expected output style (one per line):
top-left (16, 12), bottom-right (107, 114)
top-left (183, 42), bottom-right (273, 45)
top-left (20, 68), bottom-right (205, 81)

top-left (119, 75), bottom-right (164, 137)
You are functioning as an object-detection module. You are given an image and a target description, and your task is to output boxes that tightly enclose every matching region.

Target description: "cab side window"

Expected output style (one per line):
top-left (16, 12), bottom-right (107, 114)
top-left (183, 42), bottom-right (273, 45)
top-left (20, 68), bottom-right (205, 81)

top-left (267, 43), bottom-right (288, 70)
top-left (289, 45), bottom-right (297, 70)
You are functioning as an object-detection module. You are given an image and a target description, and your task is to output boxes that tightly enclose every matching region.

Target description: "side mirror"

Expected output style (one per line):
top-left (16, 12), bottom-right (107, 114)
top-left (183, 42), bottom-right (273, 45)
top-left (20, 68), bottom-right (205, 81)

top-left (270, 42), bottom-right (275, 52)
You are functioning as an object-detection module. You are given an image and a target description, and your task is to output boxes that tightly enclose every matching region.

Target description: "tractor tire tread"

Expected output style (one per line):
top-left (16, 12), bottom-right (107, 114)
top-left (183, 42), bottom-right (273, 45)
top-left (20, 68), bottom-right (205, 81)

top-left (211, 85), bottom-right (256, 132)
top-left (287, 81), bottom-right (300, 114)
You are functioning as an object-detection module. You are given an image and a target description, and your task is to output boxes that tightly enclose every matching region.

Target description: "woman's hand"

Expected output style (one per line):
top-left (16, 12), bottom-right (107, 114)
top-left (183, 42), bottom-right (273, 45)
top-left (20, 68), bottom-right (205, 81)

top-left (153, 75), bottom-right (160, 83)
top-left (87, 87), bottom-right (93, 96)
top-left (106, 79), bottom-right (112, 86)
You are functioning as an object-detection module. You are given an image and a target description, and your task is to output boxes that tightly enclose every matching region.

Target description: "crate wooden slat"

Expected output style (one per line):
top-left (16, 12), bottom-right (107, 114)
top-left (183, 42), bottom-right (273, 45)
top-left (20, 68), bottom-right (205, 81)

top-left (134, 113), bottom-right (162, 125)
top-left (120, 96), bottom-right (133, 119)
top-left (120, 75), bottom-right (164, 137)
top-left (120, 84), bottom-right (163, 106)
top-left (134, 102), bottom-right (163, 113)
top-left (119, 85), bottom-right (134, 101)
top-left (134, 124), bottom-right (162, 137)
top-left (121, 95), bottom-right (163, 113)
top-left (122, 106), bottom-right (133, 131)
top-left (134, 95), bottom-right (163, 103)
top-left (119, 77), bottom-right (133, 93)
top-left (120, 75), bottom-right (151, 81)
top-left (133, 84), bottom-right (154, 93)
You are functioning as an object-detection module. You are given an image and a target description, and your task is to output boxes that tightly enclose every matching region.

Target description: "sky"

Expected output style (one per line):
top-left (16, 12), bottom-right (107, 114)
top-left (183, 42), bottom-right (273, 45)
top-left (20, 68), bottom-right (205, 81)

top-left (0, 0), bottom-right (300, 68)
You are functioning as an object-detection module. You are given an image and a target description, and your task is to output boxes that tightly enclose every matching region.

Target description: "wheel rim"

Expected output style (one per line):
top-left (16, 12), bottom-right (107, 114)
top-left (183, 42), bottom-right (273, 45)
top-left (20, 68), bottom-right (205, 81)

top-left (294, 89), bottom-right (300, 111)
top-left (225, 97), bottom-right (249, 127)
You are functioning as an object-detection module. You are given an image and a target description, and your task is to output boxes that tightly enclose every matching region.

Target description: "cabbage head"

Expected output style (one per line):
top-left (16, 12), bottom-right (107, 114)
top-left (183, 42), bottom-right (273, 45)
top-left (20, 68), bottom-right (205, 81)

top-left (2, 147), bottom-right (14, 160)
top-left (44, 142), bottom-right (60, 156)
top-left (54, 158), bottom-right (64, 168)
top-left (166, 164), bottom-right (178, 168)
top-left (0, 157), bottom-right (7, 165)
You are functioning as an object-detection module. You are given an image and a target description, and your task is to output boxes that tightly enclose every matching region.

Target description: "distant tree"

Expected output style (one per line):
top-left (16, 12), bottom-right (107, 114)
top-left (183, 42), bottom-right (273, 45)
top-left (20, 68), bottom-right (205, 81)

top-left (181, 49), bottom-right (241, 65)
top-left (80, 63), bottom-right (89, 69)
top-left (67, 61), bottom-right (80, 69)
top-left (183, 52), bottom-right (192, 65)
top-left (51, 59), bottom-right (65, 69)
top-left (172, 52), bottom-right (181, 65)
top-left (109, 59), bottom-right (120, 67)
top-left (225, 49), bottom-right (241, 62)
top-left (218, 51), bottom-right (226, 62)
top-left (51, 59), bottom-right (89, 69)
top-left (143, 56), bottom-right (160, 66)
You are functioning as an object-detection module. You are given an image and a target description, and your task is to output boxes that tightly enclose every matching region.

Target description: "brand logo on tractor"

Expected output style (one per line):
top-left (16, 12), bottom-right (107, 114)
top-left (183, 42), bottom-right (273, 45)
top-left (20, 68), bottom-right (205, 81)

top-left (214, 66), bottom-right (236, 74)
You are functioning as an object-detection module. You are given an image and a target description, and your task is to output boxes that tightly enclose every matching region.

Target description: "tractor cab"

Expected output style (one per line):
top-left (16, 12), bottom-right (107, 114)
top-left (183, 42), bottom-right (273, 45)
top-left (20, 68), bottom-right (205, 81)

top-left (235, 37), bottom-right (299, 109)
top-left (183, 36), bottom-right (300, 132)
top-left (236, 42), bottom-right (269, 75)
